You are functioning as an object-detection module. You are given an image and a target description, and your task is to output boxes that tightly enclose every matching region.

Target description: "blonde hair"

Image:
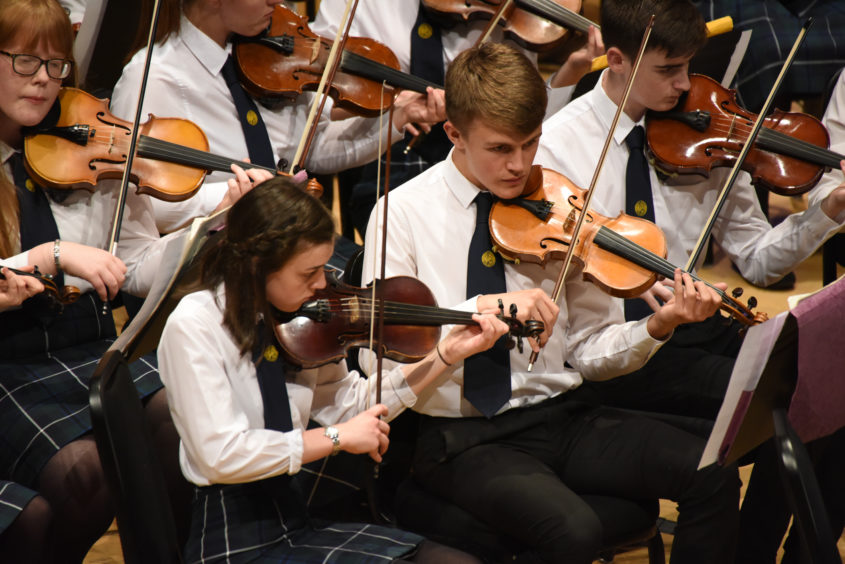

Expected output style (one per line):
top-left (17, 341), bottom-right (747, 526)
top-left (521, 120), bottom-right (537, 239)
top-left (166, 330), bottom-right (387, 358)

top-left (445, 42), bottom-right (547, 136)
top-left (0, 0), bottom-right (75, 258)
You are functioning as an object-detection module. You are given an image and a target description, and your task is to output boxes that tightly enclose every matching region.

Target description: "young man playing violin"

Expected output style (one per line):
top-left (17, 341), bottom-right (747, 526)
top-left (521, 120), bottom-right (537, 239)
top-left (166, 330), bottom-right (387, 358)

top-left (537, 0), bottom-right (845, 422)
top-left (537, 1), bottom-right (845, 562)
top-left (362, 42), bottom-right (740, 564)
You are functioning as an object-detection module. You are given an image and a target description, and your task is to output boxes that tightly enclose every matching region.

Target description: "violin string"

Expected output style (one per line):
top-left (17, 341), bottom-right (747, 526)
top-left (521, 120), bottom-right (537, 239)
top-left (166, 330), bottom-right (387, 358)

top-left (316, 298), bottom-right (478, 323)
top-left (595, 227), bottom-right (753, 319)
top-left (697, 115), bottom-right (840, 165)
top-left (523, 0), bottom-right (594, 33)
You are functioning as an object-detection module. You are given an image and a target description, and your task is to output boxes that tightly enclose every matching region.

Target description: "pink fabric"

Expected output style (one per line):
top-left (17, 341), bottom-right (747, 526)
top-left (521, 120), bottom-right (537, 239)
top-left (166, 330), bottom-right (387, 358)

top-left (789, 276), bottom-right (845, 442)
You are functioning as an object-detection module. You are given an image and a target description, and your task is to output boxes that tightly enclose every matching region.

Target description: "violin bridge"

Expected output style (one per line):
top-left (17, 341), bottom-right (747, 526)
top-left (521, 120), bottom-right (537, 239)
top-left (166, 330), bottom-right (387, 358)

top-left (347, 296), bottom-right (361, 324)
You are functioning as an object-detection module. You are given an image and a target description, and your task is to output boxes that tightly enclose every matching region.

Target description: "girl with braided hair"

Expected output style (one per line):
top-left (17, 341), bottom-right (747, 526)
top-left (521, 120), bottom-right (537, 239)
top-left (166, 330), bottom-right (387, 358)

top-left (157, 175), bottom-right (507, 563)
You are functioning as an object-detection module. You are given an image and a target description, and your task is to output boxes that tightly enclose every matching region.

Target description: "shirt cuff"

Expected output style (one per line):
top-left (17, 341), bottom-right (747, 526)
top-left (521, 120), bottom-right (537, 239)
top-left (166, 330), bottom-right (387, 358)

top-left (286, 428), bottom-right (304, 474)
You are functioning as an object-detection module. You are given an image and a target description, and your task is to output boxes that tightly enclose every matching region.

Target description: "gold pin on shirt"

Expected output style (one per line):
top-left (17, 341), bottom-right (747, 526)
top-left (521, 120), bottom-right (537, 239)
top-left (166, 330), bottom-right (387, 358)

top-left (418, 22), bottom-right (433, 39)
top-left (482, 250), bottom-right (497, 267)
top-left (247, 110), bottom-right (259, 126)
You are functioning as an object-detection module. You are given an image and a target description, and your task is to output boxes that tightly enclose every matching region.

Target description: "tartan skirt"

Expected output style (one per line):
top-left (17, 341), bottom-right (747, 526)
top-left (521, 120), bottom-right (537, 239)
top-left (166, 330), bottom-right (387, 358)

top-left (0, 480), bottom-right (38, 535)
top-left (0, 292), bottom-right (162, 487)
top-left (186, 475), bottom-right (423, 564)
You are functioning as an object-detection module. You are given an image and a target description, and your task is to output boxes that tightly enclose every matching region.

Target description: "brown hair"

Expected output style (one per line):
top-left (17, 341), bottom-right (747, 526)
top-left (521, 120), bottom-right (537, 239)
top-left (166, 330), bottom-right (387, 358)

top-left (445, 42), bottom-right (547, 136)
top-left (200, 176), bottom-right (336, 357)
top-left (0, 0), bottom-right (75, 258)
top-left (131, 0), bottom-right (199, 56)
top-left (600, 0), bottom-right (707, 60)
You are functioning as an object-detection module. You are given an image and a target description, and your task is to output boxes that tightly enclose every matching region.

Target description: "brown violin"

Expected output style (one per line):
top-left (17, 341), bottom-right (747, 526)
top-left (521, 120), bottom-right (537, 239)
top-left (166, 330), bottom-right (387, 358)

top-left (489, 166), bottom-right (767, 326)
top-left (276, 271), bottom-right (544, 368)
top-left (0, 265), bottom-right (80, 310)
top-left (23, 88), bottom-right (323, 201)
top-left (234, 5), bottom-right (441, 117)
top-left (422, 0), bottom-right (596, 52)
top-left (646, 74), bottom-right (845, 197)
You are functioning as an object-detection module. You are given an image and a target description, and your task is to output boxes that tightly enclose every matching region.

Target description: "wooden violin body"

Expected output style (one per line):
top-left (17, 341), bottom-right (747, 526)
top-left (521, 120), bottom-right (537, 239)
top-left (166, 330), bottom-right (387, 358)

top-left (0, 266), bottom-right (80, 311)
top-left (423, 0), bottom-right (593, 52)
top-left (24, 88), bottom-right (209, 202)
top-left (235, 5), bottom-right (436, 117)
top-left (490, 166), bottom-right (766, 326)
top-left (490, 166), bottom-right (667, 298)
top-left (646, 74), bottom-right (842, 196)
top-left (276, 272), bottom-right (544, 368)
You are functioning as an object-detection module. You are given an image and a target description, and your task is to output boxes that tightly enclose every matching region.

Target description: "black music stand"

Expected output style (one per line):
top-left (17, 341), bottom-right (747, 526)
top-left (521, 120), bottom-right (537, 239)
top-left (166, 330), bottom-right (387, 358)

top-left (701, 308), bottom-right (843, 564)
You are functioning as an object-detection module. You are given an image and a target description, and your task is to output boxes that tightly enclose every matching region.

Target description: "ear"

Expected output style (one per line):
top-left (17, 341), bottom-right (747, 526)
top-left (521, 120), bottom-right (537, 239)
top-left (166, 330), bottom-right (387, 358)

top-left (443, 120), bottom-right (464, 150)
top-left (605, 46), bottom-right (628, 73)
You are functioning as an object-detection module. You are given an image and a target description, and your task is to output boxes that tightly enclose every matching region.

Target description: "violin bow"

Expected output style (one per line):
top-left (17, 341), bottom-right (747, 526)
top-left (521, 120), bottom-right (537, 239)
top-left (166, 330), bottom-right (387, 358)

top-left (101, 0), bottom-right (165, 314)
top-left (527, 14), bottom-right (655, 371)
top-left (288, 0), bottom-right (360, 174)
top-left (684, 19), bottom-right (813, 272)
top-left (474, 0), bottom-right (515, 47)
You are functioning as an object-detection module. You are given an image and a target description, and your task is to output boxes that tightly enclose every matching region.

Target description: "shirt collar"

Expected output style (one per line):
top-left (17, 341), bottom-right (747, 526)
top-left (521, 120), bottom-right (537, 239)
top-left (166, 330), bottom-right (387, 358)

top-left (180, 14), bottom-right (231, 77)
top-left (591, 70), bottom-right (644, 147)
top-left (443, 149), bottom-right (487, 210)
top-left (0, 141), bottom-right (16, 169)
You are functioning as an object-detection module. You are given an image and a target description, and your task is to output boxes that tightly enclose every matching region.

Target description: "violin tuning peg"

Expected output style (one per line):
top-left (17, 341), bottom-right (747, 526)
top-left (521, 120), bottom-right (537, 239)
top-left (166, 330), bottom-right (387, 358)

top-left (497, 298), bottom-right (505, 316)
top-left (515, 336), bottom-right (524, 354)
top-left (747, 296), bottom-right (758, 309)
top-left (510, 303), bottom-right (518, 317)
top-left (731, 287), bottom-right (743, 299)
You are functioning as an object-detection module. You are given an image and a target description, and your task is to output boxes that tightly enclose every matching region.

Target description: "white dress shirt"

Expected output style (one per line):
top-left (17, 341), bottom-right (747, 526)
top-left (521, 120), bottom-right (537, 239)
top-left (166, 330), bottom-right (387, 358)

top-left (58, 0), bottom-right (86, 25)
top-left (310, 0), bottom-right (574, 117)
top-left (157, 287), bottom-right (418, 486)
top-left (111, 16), bottom-right (403, 233)
top-left (808, 67), bottom-right (845, 208)
top-left (361, 154), bottom-right (664, 418)
top-left (1, 142), bottom-right (173, 297)
top-left (536, 73), bottom-right (845, 292)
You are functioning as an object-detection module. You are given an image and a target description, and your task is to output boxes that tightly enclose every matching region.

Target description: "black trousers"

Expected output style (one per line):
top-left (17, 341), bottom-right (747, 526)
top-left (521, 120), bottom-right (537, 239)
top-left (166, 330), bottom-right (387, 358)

top-left (412, 395), bottom-right (741, 564)
top-left (575, 314), bottom-right (744, 425)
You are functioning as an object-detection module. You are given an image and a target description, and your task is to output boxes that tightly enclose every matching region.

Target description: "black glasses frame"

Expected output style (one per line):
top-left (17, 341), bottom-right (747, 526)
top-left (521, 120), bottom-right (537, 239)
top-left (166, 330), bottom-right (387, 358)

top-left (0, 50), bottom-right (73, 80)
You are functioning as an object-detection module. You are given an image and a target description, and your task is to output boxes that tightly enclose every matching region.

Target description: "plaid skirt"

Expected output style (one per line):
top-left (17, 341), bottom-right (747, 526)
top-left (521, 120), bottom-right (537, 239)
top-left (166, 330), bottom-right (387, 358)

top-left (186, 475), bottom-right (423, 564)
top-left (0, 292), bottom-right (162, 486)
top-left (0, 480), bottom-right (38, 535)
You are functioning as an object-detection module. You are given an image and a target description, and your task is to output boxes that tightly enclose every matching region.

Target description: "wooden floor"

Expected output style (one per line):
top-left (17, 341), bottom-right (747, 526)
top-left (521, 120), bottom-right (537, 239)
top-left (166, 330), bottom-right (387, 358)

top-left (84, 193), bottom-right (845, 563)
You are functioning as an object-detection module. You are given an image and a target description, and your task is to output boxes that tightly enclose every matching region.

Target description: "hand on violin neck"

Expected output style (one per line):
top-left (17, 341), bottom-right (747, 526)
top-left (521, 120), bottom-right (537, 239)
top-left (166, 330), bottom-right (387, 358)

top-left (645, 268), bottom-right (723, 340)
top-left (477, 288), bottom-right (558, 348)
top-left (549, 25), bottom-right (605, 89)
top-left (819, 160), bottom-right (845, 223)
top-left (440, 312), bottom-right (514, 364)
top-left (215, 162), bottom-right (275, 214)
top-left (0, 266), bottom-right (45, 311)
top-left (392, 87), bottom-right (446, 137)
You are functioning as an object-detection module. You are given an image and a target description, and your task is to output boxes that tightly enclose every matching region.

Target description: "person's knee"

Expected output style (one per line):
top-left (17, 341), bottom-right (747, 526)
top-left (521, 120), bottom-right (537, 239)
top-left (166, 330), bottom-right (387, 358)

top-left (531, 504), bottom-right (603, 564)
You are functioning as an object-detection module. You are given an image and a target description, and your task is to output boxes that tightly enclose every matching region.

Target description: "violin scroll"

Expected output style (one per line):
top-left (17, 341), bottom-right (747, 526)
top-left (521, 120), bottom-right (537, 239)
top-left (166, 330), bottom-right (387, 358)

top-left (0, 266), bottom-right (81, 313)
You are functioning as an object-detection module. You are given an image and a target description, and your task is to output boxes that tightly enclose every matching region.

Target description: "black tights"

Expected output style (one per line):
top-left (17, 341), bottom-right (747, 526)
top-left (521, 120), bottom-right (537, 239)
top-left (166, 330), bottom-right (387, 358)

top-left (0, 494), bottom-right (52, 563)
top-left (398, 539), bottom-right (484, 564)
top-left (1, 388), bottom-right (185, 563)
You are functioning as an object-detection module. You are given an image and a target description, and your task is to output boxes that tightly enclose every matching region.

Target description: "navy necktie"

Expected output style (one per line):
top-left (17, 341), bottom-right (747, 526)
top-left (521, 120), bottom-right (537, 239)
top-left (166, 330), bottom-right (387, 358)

top-left (407, 4), bottom-right (451, 163)
top-left (254, 324), bottom-right (294, 432)
top-left (624, 125), bottom-right (657, 321)
top-left (10, 153), bottom-right (65, 285)
top-left (464, 192), bottom-right (511, 418)
top-left (221, 55), bottom-right (277, 170)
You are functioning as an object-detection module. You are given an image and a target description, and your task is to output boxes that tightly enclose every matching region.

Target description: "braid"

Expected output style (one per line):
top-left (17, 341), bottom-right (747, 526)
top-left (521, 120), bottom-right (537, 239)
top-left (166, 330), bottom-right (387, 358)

top-left (200, 177), bottom-right (335, 357)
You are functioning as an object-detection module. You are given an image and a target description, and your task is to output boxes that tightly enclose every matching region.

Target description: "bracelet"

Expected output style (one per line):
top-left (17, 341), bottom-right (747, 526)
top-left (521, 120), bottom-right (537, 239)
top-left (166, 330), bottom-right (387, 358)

top-left (52, 239), bottom-right (62, 272)
top-left (435, 342), bottom-right (452, 366)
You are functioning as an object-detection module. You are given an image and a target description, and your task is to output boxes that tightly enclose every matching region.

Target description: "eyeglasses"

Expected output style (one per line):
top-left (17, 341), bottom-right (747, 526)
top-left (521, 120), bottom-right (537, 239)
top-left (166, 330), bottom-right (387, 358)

top-left (0, 50), bottom-right (73, 80)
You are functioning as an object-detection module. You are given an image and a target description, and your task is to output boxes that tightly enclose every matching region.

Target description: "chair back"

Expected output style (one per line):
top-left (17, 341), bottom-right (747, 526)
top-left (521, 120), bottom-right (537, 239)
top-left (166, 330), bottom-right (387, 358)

top-left (89, 349), bottom-right (183, 564)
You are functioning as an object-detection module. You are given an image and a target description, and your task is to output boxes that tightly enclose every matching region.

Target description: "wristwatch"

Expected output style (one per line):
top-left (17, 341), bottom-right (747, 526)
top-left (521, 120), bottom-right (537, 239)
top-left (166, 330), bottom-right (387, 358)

top-left (324, 426), bottom-right (341, 456)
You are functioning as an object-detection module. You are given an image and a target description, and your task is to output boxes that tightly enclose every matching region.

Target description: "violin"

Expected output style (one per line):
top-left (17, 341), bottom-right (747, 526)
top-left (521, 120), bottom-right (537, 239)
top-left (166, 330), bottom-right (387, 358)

top-left (23, 88), bottom-right (323, 201)
top-left (646, 74), bottom-right (845, 197)
top-left (422, 0), bottom-right (595, 52)
top-left (0, 266), bottom-right (80, 310)
top-left (275, 271), bottom-right (545, 368)
top-left (489, 166), bottom-right (767, 326)
top-left (234, 5), bottom-right (441, 117)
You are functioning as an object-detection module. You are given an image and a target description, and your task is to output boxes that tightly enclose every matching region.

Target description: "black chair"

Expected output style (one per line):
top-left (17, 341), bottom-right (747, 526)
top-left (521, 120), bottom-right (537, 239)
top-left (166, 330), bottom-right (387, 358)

top-left (772, 408), bottom-right (843, 564)
top-left (89, 349), bottom-right (185, 564)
